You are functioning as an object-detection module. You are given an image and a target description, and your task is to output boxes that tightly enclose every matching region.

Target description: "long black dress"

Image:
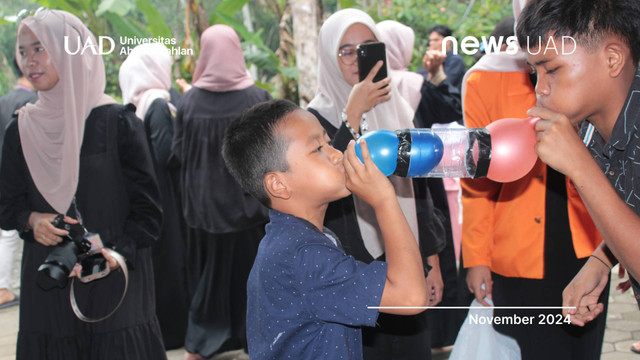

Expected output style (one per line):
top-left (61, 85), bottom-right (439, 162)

top-left (412, 78), bottom-right (468, 348)
top-left (0, 104), bottom-right (166, 359)
top-left (143, 98), bottom-right (190, 350)
top-left (173, 85), bottom-right (271, 357)
top-left (308, 108), bottom-right (446, 360)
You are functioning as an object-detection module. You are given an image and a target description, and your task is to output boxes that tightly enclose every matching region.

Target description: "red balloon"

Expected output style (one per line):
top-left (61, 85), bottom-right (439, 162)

top-left (485, 117), bottom-right (540, 183)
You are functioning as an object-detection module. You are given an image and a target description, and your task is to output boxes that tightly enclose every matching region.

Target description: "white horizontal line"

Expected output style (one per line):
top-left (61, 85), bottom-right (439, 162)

top-left (367, 306), bottom-right (577, 310)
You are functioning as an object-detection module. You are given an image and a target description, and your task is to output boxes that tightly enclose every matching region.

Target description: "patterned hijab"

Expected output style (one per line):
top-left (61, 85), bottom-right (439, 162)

top-left (192, 24), bottom-right (254, 92)
top-left (16, 9), bottom-right (115, 214)
top-left (119, 42), bottom-right (173, 120)
top-left (308, 9), bottom-right (419, 259)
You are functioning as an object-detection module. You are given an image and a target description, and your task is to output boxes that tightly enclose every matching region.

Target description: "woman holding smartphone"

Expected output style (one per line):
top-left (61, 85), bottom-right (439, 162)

top-left (0, 9), bottom-right (165, 359)
top-left (307, 8), bottom-right (445, 360)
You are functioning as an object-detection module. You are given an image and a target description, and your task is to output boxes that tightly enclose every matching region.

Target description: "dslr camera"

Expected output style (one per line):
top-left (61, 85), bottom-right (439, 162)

top-left (36, 215), bottom-right (107, 289)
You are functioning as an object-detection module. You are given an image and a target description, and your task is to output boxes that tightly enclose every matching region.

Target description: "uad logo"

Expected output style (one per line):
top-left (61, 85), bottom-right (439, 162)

top-left (64, 36), bottom-right (115, 55)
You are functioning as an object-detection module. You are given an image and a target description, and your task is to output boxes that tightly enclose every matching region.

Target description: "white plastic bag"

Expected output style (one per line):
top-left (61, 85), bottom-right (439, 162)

top-left (448, 299), bottom-right (521, 360)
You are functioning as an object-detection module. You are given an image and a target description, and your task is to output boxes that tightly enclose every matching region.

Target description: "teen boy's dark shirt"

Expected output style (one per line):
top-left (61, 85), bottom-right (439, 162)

top-left (580, 69), bottom-right (640, 306)
top-left (246, 209), bottom-right (387, 360)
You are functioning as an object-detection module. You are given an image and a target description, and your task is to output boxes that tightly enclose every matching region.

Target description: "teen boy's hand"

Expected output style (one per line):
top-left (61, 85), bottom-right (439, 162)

top-left (528, 106), bottom-right (593, 178)
top-left (562, 257), bottom-right (609, 326)
top-left (343, 139), bottom-right (395, 208)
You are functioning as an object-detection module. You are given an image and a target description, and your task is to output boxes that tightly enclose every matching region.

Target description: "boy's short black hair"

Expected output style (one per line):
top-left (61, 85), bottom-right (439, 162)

top-left (516, 0), bottom-right (640, 64)
top-left (222, 99), bottom-right (298, 208)
top-left (428, 24), bottom-right (452, 38)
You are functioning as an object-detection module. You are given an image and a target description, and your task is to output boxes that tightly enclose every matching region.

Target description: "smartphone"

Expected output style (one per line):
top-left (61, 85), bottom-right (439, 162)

top-left (79, 253), bottom-right (110, 283)
top-left (357, 42), bottom-right (388, 83)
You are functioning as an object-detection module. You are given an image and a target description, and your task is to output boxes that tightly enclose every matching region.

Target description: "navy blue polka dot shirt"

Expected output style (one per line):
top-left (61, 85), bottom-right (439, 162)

top-left (246, 209), bottom-right (387, 360)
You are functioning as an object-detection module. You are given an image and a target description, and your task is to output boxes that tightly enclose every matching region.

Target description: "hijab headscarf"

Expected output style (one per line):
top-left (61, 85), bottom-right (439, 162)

top-left (16, 9), bottom-right (115, 214)
top-left (192, 24), bottom-right (254, 92)
top-left (376, 20), bottom-right (424, 112)
top-left (308, 8), bottom-right (419, 259)
top-left (119, 42), bottom-right (173, 120)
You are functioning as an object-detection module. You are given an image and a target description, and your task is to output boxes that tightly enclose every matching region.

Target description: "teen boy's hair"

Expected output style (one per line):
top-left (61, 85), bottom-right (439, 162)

top-left (516, 0), bottom-right (640, 64)
top-left (222, 99), bottom-right (298, 207)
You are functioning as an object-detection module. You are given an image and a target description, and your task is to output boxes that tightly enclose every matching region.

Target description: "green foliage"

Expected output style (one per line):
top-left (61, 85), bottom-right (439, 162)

top-left (135, 0), bottom-right (172, 38)
top-left (367, 0), bottom-right (513, 69)
top-left (0, 0), bottom-right (513, 100)
top-left (209, 0), bottom-right (297, 100)
top-left (209, 0), bottom-right (249, 25)
top-left (22, 0), bottom-right (177, 98)
top-left (0, 1), bottom-right (29, 96)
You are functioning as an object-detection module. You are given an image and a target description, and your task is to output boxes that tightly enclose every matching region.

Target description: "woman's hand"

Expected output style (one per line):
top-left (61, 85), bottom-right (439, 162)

top-left (28, 212), bottom-right (78, 246)
top-left (101, 248), bottom-right (121, 271)
top-left (344, 61), bottom-right (391, 130)
top-left (68, 248), bottom-right (120, 278)
top-left (175, 78), bottom-right (192, 93)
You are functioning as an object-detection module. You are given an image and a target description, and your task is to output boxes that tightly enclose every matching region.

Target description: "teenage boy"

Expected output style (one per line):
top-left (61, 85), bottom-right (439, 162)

top-left (222, 99), bottom-right (428, 359)
top-left (517, 0), bottom-right (640, 326)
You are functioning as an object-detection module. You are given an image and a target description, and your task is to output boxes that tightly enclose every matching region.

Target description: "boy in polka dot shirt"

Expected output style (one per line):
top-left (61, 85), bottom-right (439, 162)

top-left (222, 99), bottom-right (428, 359)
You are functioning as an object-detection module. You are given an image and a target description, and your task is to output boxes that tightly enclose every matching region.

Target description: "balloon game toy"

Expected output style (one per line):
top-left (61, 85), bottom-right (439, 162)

top-left (355, 117), bottom-right (540, 183)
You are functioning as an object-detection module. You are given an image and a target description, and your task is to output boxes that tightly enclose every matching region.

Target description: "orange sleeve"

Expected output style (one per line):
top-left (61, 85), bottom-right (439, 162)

top-left (461, 73), bottom-right (503, 268)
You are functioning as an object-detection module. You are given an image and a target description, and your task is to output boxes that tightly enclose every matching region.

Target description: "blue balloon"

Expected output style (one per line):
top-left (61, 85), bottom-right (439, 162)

top-left (354, 129), bottom-right (444, 177)
top-left (355, 130), bottom-right (398, 176)
top-left (406, 129), bottom-right (444, 177)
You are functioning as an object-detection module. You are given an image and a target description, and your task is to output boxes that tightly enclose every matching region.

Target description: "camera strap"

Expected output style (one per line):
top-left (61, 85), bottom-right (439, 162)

top-left (69, 248), bottom-right (129, 323)
top-left (70, 197), bottom-right (83, 225)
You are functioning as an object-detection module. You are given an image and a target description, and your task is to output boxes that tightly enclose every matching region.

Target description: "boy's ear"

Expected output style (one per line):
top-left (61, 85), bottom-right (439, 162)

top-left (264, 172), bottom-right (291, 201)
top-left (604, 40), bottom-right (628, 78)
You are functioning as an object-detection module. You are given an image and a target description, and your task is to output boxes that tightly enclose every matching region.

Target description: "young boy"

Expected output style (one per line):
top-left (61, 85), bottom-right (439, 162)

top-left (222, 99), bottom-right (428, 359)
top-left (517, 0), bottom-right (640, 326)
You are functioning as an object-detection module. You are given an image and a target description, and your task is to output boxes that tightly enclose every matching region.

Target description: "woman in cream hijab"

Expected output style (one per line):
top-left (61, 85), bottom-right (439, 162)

top-left (173, 24), bottom-right (271, 360)
top-left (307, 8), bottom-right (446, 360)
top-left (119, 42), bottom-right (189, 350)
top-left (0, 9), bottom-right (165, 359)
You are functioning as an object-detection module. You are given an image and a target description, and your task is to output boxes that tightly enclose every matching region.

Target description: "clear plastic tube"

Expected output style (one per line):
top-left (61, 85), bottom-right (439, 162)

top-left (355, 127), bottom-right (491, 178)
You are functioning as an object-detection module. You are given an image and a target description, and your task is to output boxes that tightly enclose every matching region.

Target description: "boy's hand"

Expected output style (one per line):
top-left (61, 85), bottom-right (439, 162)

top-left (562, 258), bottom-right (609, 326)
top-left (528, 106), bottom-right (592, 178)
top-left (343, 139), bottom-right (395, 209)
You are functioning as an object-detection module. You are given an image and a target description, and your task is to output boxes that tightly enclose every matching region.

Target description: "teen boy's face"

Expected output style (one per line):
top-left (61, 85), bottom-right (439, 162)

top-left (527, 36), bottom-right (607, 125)
top-left (280, 110), bottom-right (350, 205)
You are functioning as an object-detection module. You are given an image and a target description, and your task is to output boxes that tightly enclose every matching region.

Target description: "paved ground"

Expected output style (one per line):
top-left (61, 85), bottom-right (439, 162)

top-left (2, 241), bottom-right (640, 359)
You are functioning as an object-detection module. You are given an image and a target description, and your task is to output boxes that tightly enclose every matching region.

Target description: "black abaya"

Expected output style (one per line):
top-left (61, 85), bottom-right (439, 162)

top-left (173, 85), bottom-right (271, 358)
top-left (0, 104), bottom-right (166, 359)
top-left (143, 98), bottom-right (190, 350)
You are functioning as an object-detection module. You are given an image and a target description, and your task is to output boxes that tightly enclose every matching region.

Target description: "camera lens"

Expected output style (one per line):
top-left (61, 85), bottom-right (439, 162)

top-left (36, 240), bottom-right (79, 289)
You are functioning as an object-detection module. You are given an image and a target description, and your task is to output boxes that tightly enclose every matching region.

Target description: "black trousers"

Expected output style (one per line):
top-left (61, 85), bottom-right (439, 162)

top-left (492, 168), bottom-right (608, 360)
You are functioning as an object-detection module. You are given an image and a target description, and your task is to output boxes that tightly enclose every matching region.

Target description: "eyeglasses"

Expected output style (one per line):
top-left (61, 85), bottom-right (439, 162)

top-left (337, 46), bottom-right (357, 66)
